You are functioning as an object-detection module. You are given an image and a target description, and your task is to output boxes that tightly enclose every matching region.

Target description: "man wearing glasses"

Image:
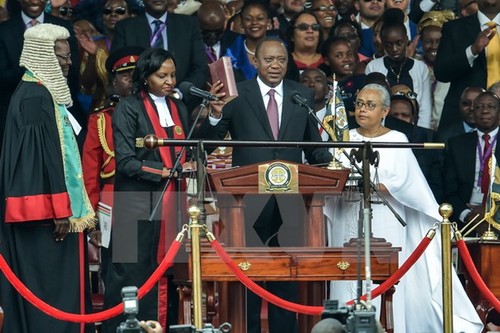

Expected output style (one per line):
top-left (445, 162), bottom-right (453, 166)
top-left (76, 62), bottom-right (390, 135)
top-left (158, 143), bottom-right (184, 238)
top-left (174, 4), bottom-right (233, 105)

top-left (0, 23), bottom-right (96, 333)
top-left (0, 0), bottom-right (82, 151)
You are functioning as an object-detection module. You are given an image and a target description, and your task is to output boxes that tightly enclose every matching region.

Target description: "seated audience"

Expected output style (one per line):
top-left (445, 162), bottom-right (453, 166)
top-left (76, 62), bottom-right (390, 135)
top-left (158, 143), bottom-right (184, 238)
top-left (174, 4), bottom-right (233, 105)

top-left (321, 37), bottom-right (365, 117)
top-left (287, 11), bottom-right (324, 71)
top-left (365, 8), bottom-right (432, 128)
top-left (224, 0), bottom-right (271, 80)
top-left (309, 0), bottom-right (337, 42)
top-left (417, 10), bottom-right (455, 129)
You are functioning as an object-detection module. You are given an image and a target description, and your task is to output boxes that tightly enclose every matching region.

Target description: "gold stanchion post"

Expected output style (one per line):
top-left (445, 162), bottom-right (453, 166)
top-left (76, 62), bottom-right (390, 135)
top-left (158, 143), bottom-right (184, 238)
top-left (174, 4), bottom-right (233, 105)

top-left (188, 205), bottom-right (203, 330)
top-left (439, 203), bottom-right (453, 333)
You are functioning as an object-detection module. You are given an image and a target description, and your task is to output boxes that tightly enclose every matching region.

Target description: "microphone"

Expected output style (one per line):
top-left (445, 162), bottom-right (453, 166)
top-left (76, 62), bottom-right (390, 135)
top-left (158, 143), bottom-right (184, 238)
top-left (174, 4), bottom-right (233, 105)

top-left (179, 82), bottom-right (219, 101)
top-left (290, 90), bottom-right (309, 108)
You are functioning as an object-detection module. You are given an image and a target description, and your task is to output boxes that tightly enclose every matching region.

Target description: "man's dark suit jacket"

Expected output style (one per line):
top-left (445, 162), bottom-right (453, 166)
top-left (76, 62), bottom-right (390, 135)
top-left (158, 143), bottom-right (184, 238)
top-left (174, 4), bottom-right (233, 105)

top-left (434, 14), bottom-right (487, 130)
top-left (436, 121), bottom-right (467, 147)
top-left (111, 13), bottom-right (208, 91)
top-left (198, 78), bottom-right (333, 167)
top-left (443, 131), bottom-right (500, 223)
top-left (0, 13), bottom-right (81, 146)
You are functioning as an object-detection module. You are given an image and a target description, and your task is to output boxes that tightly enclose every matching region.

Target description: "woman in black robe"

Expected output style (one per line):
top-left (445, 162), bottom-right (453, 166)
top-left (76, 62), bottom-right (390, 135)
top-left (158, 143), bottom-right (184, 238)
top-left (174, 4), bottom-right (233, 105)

top-left (101, 48), bottom-right (191, 333)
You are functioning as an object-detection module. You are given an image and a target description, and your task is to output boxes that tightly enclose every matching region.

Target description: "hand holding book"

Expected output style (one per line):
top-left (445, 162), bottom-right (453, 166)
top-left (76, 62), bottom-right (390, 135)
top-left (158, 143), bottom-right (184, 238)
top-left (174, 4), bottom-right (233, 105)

top-left (208, 80), bottom-right (226, 118)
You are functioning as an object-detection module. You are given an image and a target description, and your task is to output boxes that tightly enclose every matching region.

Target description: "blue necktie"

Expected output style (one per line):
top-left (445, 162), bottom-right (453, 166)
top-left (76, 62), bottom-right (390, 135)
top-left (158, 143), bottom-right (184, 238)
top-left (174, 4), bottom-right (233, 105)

top-left (152, 20), bottom-right (164, 49)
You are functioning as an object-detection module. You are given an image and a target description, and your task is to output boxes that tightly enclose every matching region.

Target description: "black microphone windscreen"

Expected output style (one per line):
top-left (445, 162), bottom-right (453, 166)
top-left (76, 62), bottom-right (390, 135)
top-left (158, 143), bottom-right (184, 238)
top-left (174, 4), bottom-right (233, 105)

top-left (290, 90), bottom-right (306, 105)
top-left (179, 81), bottom-right (194, 96)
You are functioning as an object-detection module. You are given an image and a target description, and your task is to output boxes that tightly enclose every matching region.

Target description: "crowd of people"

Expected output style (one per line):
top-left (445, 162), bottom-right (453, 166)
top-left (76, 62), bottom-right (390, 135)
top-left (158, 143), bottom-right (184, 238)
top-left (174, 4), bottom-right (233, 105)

top-left (0, 0), bottom-right (499, 331)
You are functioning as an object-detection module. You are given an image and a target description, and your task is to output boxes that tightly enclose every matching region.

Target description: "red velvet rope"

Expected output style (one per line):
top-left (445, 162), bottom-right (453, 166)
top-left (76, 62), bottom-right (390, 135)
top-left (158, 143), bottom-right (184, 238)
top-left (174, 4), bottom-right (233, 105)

top-left (456, 239), bottom-right (500, 312)
top-left (0, 239), bottom-right (182, 323)
top-left (209, 239), bottom-right (324, 315)
top-left (346, 235), bottom-right (432, 306)
top-left (209, 234), bottom-right (432, 313)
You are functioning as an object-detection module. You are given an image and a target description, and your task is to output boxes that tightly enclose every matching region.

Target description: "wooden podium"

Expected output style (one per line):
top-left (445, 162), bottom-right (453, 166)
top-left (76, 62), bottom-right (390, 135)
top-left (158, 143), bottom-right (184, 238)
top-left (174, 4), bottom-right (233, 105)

top-left (191, 161), bottom-right (400, 333)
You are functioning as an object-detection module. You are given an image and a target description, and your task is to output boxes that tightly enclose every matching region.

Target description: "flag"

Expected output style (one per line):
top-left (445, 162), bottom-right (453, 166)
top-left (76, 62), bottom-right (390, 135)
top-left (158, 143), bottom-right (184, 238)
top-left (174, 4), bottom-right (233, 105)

top-left (323, 78), bottom-right (349, 142)
top-left (484, 155), bottom-right (500, 231)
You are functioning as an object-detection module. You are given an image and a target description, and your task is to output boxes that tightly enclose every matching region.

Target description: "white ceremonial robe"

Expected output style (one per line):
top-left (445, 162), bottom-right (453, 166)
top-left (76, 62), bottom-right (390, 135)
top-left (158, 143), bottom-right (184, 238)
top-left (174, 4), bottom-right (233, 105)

top-left (326, 129), bottom-right (483, 333)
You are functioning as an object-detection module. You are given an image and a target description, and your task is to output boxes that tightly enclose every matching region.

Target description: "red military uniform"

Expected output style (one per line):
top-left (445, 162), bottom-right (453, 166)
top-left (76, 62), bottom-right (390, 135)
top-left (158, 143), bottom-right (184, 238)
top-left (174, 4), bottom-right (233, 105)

top-left (82, 102), bottom-right (116, 211)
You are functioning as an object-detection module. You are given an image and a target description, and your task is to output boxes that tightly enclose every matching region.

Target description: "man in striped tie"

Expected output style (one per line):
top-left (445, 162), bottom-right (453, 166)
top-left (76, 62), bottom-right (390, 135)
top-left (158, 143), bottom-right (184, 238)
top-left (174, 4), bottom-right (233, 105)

top-left (111, 0), bottom-right (208, 107)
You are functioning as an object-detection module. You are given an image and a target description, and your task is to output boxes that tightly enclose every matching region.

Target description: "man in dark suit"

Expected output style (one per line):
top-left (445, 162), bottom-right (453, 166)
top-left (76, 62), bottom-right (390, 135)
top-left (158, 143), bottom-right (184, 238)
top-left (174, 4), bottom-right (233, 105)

top-left (0, 0), bottom-right (81, 148)
top-left (443, 91), bottom-right (500, 227)
top-left (434, 0), bottom-right (500, 131)
top-left (111, 0), bottom-right (208, 100)
top-left (198, 37), bottom-right (332, 333)
top-left (436, 86), bottom-right (484, 145)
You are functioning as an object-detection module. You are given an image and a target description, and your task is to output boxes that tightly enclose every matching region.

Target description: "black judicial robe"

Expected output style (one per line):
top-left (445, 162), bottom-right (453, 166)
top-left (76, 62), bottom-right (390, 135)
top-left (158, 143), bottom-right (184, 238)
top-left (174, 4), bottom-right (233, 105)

top-left (0, 81), bottom-right (91, 333)
top-left (101, 94), bottom-right (189, 333)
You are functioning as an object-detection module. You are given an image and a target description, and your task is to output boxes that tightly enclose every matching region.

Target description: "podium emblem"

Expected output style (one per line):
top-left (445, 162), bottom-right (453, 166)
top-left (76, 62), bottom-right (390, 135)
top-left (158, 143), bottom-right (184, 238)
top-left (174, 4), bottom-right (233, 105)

top-left (259, 162), bottom-right (298, 193)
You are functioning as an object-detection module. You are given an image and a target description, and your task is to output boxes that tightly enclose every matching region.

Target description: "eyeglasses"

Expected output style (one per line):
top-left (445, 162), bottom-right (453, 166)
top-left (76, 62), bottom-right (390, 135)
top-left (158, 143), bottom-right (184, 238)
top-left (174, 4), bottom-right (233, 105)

top-left (311, 5), bottom-right (336, 11)
top-left (103, 6), bottom-right (127, 15)
top-left (56, 53), bottom-right (72, 62)
top-left (59, 6), bottom-right (73, 17)
top-left (393, 91), bottom-right (417, 99)
top-left (355, 100), bottom-right (378, 110)
top-left (294, 23), bottom-right (321, 31)
top-left (362, 0), bottom-right (384, 3)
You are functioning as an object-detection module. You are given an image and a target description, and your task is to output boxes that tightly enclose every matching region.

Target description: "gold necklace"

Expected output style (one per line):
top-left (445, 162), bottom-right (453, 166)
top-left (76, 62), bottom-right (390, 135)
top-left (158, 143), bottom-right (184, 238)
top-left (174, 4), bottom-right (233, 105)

top-left (388, 60), bottom-right (406, 84)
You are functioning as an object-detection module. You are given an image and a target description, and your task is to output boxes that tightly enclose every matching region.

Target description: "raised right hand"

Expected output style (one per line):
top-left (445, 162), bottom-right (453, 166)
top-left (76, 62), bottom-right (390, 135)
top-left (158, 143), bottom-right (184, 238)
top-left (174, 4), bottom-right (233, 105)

top-left (471, 25), bottom-right (496, 56)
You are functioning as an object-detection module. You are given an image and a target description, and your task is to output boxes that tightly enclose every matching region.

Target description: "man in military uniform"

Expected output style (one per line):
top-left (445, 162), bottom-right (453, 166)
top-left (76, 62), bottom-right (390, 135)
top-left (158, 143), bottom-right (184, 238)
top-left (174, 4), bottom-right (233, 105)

top-left (82, 45), bottom-right (143, 247)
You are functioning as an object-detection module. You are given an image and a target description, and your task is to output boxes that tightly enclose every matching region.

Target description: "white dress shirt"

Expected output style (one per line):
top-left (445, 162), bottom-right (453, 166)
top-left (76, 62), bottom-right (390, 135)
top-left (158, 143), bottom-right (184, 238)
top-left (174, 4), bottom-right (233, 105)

top-left (22, 11), bottom-right (44, 28)
top-left (209, 77), bottom-right (285, 127)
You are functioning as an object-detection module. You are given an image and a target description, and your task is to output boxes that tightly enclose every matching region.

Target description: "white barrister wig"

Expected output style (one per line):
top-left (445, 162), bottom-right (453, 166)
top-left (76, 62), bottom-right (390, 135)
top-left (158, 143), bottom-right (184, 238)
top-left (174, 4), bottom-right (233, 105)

top-left (20, 23), bottom-right (72, 106)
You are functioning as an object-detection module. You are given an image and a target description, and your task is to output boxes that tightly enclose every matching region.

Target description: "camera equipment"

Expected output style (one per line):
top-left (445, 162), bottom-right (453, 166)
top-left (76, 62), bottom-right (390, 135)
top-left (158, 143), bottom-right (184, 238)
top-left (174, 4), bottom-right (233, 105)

top-left (169, 322), bottom-right (232, 333)
top-left (321, 300), bottom-right (377, 333)
top-left (116, 286), bottom-right (144, 333)
top-left (321, 300), bottom-right (350, 324)
top-left (346, 308), bottom-right (377, 333)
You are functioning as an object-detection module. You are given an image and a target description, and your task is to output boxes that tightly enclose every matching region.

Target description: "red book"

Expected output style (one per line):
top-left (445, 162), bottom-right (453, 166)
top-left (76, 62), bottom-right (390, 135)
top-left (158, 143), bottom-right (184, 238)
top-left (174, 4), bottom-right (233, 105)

top-left (208, 56), bottom-right (238, 103)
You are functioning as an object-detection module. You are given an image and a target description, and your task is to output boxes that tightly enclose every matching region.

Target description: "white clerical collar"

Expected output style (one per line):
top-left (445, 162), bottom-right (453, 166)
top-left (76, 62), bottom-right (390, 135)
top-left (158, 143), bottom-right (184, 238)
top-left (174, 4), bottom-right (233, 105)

top-left (149, 93), bottom-right (174, 127)
top-left (256, 76), bottom-right (284, 98)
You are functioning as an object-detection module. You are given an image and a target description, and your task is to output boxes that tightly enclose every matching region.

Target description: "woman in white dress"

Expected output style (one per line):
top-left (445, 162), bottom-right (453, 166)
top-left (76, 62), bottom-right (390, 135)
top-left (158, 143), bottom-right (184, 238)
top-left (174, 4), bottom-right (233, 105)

top-left (327, 84), bottom-right (483, 332)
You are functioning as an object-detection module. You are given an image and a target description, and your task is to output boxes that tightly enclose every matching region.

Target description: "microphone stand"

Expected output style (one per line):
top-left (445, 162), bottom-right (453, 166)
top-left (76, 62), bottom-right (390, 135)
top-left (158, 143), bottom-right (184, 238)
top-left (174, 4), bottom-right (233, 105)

top-left (148, 98), bottom-right (210, 233)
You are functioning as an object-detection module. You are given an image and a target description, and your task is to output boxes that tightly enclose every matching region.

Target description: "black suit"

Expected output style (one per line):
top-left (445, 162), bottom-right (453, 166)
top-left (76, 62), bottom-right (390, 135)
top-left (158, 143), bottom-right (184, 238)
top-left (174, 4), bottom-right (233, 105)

top-left (0, 13), bottom-right (82, 147)
top-left (199, 78), bottom-right (332, 167)
top-left (111, 13), bottom-right (208, 94)
top-left (198, 78), bottom-right (332, 333)
top-left (443, 131), bottom-right (500, 223)
top-left (434, 14), bottom-right (487, 130)
top-left (436, 121), bottom-right (467, 146)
